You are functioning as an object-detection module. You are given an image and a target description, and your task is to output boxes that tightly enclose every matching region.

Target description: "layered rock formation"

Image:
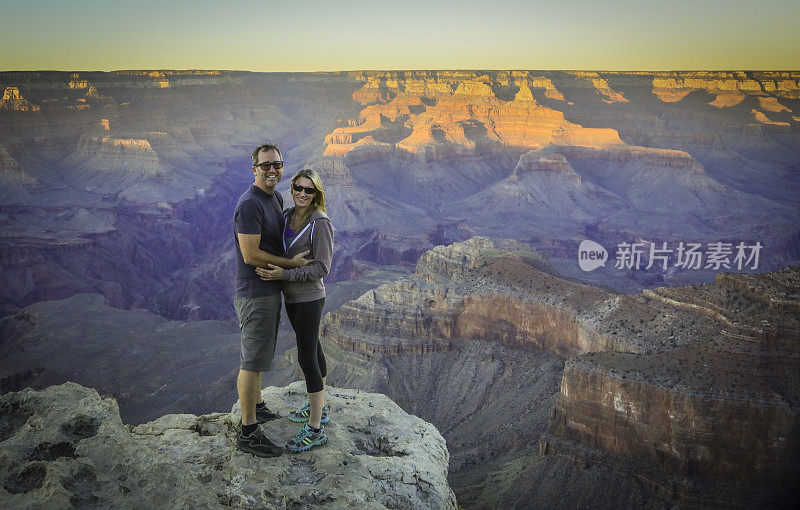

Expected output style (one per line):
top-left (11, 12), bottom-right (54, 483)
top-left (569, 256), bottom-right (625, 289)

top-left (2, 69), bottom-right (798, 322)
top-left (0, 147), bottom-right (36, 203)
top-left (0, 70), bottom-right (366, 317)
top-left (67, 73), bottom-right (89, 90)
top-left (325, 237), bottom-right (624, 357)
top-left (0, 68), bottom-right (798, 510)
top-left (0, 381), bottom-right (457, 509)
top-left (543, 265), bottom-right (800, 505)
top-left (650, 71), bottom-right (800, 104)
top-left (310, 70), bottom-right (799, 286)
top-left (57, 135), bottom-right (192, 202)
top-left (567, 71), bottom-right (629, 103)
top-left (0, 87), bottom-right (39, 111)
top-left (314, 237), bottom-right (800, 508)
top-left (324, 71), bottom-right (627, 160)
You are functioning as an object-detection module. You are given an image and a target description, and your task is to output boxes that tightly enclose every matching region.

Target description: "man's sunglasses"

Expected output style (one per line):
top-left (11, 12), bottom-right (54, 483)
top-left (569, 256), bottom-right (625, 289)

top-left (292, 183), bottom-right (317, 195)
top-left (255, 161), bottom-right (283, 171)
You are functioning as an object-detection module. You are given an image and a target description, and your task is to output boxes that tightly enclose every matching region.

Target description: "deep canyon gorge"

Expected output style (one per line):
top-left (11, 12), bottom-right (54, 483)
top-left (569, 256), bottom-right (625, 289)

top-left (1, 70), bottom-right (799, 508)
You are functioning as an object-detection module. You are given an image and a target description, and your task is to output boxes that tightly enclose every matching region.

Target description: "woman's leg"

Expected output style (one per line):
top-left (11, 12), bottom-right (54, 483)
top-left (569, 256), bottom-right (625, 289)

top-left (318, 341), bottom-right (327, 381)
top-left (308, 389), bottom-right (324, 429)
top-left (314, 299), bottom-right (328, 426)
top-left (287, 298), bottom-right (326, 428)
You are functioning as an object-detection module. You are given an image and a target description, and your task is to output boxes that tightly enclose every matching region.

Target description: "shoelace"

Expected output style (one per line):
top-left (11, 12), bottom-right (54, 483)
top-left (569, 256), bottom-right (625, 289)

top-left (298, 402), bottom-right (329, 412)
top-left (292, 426), bottom-right (315, 444)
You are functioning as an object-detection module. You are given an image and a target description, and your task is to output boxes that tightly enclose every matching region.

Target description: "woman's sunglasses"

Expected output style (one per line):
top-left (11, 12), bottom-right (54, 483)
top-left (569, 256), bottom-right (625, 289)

top-left (255, 161), bottom-right (283, 170)
top-left (292, 183), bottom-right (317, 195)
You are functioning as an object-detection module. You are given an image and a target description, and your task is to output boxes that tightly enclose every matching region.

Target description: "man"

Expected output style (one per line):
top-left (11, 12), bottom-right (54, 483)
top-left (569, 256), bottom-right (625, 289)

top-left (233, 143), bottom-right (311, 457)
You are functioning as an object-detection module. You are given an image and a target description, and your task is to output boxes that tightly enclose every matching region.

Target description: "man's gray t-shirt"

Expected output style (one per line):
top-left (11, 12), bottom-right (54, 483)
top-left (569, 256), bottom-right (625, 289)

top-left (233, 184), bottom-right (284, 297)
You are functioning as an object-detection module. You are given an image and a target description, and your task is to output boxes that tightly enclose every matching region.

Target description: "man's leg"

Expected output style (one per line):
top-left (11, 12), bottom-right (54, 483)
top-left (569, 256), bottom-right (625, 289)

top-left (235, 295), bottom-right (279, 426)
top-left (238, 369), bottom-right (261, 426)
top-left (233, 295), bottom-right (283, 457)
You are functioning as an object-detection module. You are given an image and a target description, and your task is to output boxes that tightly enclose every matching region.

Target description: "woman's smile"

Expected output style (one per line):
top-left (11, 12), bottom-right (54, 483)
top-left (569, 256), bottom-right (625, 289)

top-left (292, 176), bottom-right (316, 208)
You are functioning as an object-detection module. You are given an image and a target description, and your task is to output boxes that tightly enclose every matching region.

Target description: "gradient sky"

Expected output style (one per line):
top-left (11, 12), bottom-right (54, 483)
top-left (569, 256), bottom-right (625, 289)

top-left (1, 0), bottom-right (798, 71)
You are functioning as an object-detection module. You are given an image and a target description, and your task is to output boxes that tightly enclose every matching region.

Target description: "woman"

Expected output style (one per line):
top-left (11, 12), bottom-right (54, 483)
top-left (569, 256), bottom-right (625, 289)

top-left (256, 167), bottom-right (334, 453)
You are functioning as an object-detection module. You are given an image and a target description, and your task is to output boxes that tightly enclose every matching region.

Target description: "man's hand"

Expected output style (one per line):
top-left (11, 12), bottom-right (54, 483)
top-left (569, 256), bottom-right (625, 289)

top-left (290, 250), bottom-right (313, 268)
top-left (256, 264), bottom-right (283, 281)
top-left (237, 232), bottom-right (313, 269)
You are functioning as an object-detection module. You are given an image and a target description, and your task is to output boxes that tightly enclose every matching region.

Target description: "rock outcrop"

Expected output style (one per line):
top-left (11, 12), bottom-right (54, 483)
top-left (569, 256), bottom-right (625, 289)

top-left (2, 69), bottom-right (798, 323)
top-left (68, 73), bottom-right (89, 90)
top-left (0, 147), bottom-right (37, 194)
top-left (0, 382), bottom-right (457, 509)
top-left (317, 237), bottom-right (800, 508)
top-left (567, 71), bottom-right (629, 103)
top-left (65, 135), bottom-right (163, 176)
top-left (312, 70), bottom-right (799, 277)
top-left (323, 237), bottom-right (627, 358)
top-left (542, 264), bottom-right (800, 506)
top-left (651, 71), bottom-right (800, 104)
top-left (324, 72), bottom-right (627, 159)
top-left (1, 69), bottom-right (800, 510)
top-left (0, 87), bottom-right (39, 111)
top-left (752, 108), bottom-right (791, 127)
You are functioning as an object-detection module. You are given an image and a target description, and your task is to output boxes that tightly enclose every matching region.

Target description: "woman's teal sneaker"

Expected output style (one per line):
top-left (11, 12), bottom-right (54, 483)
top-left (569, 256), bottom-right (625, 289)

top-left (286, 424), bottom-right (327, 452)
top-left (288, 401), bottom-right (330, 424)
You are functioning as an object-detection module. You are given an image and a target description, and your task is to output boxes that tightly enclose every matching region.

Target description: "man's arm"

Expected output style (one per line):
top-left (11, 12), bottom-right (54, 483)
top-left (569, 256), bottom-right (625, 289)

top-left (282, 219), bottom-right (333, 281)
top-left (238, 233), bottom-right (310, 269)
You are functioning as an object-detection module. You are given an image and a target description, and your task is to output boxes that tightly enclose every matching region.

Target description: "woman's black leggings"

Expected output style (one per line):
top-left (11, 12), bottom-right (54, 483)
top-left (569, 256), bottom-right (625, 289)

top-left (285, 297), bottom-right (327, 393)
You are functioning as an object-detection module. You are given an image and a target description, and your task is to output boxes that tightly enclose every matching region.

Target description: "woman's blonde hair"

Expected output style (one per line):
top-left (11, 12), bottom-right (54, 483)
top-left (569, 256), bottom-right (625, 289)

top-left (291, 168), bottom-right (326, 223)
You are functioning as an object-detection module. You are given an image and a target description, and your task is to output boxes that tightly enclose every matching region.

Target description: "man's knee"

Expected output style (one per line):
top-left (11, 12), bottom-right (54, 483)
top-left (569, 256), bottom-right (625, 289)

top-left (237, 369), bottom-right (261, 385)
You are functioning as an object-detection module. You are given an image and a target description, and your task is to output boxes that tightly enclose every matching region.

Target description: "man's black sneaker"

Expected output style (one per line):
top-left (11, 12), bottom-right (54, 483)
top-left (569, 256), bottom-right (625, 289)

top-left (256, 404), bottom-right (280, 423)
top-left (236, 424), bottom-right (283, 458)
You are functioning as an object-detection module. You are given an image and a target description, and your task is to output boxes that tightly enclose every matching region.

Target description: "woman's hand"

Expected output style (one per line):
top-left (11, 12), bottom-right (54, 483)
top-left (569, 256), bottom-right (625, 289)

top-left (290, 250), bottom-right (313, 268)
top-left (256, 263), bottom-right (283, 281)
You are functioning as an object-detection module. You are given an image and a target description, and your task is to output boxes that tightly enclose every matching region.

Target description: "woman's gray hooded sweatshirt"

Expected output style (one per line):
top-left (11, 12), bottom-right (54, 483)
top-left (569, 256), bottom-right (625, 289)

top-left (281, 206), bottom-right (334, 304)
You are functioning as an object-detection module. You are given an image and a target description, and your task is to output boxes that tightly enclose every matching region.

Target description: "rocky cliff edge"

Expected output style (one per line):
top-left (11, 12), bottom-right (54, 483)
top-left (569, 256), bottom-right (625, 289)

top-left (0, 381), bottom-right (457, 509)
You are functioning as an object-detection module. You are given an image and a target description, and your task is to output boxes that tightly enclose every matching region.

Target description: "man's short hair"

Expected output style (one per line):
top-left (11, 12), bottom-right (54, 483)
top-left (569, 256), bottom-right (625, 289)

top-left (251, 143), bottom-right (282, 166)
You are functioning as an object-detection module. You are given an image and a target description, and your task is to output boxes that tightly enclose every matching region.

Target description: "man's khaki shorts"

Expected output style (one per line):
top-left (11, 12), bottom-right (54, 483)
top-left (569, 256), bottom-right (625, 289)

top-left (234, 294), bottom-right (281, 372)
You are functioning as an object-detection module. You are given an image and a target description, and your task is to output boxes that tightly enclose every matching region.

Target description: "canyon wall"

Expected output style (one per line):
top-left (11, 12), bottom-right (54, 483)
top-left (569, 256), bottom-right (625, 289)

top-left (314, 237), bottom-right (800, 508)
top-left (2, 69), bottom-right (800, 508)
top-left (2, 69), bottom-right (799, 320)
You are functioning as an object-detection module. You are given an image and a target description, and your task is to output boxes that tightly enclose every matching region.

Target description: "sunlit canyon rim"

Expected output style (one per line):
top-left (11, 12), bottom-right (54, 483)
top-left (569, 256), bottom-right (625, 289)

top-left (1, 70), bottom-right (799, 508)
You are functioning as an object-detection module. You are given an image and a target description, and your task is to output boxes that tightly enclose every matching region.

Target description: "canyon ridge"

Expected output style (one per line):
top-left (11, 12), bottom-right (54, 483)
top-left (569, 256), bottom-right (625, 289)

top-left (1, 70), bottom-right (799, 508)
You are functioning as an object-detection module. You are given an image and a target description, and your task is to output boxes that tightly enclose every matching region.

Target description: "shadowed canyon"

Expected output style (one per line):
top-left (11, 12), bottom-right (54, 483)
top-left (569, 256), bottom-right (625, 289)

top-left (1, 70), bottom-right (799, 508)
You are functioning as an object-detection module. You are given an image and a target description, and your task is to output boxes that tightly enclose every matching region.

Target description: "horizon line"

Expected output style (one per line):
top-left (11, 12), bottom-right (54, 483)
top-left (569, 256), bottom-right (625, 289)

top-left (2, 68), bottom-right (800, 74)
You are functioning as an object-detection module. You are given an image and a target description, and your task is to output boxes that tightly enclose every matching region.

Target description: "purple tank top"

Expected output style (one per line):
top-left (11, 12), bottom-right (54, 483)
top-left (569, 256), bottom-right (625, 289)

top-left (284, 222), bottom-right (296, 242)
